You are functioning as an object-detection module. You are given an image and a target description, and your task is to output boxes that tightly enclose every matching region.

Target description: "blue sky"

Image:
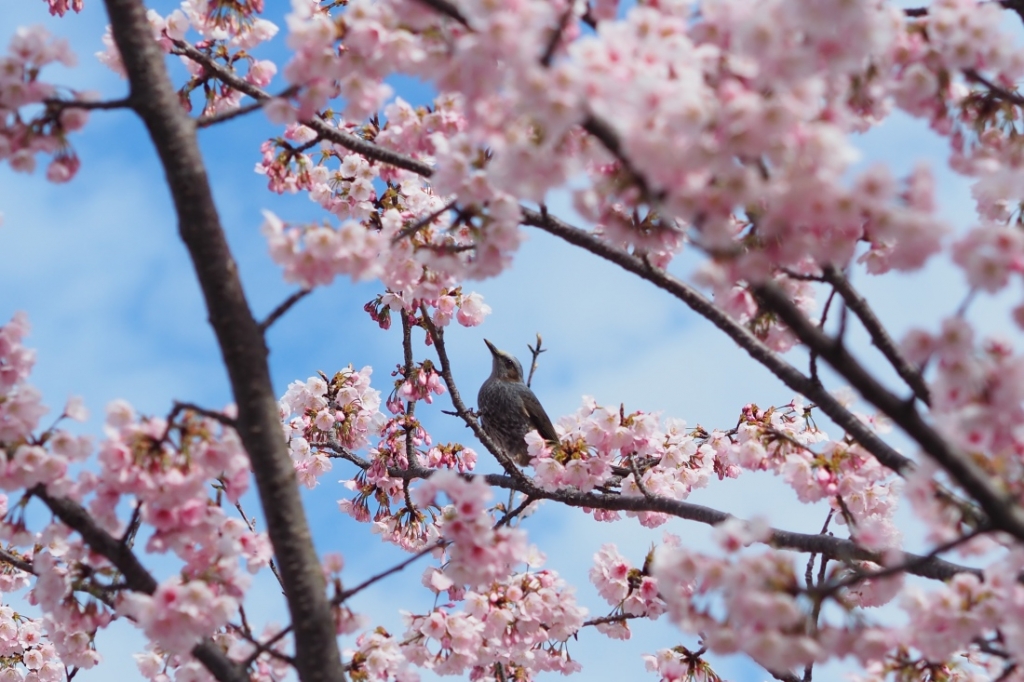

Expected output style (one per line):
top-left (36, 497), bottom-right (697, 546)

top-left (2, 1), bottom-right (1022, 681)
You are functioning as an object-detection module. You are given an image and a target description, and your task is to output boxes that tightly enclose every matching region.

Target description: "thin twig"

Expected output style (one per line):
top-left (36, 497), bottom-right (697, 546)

top-left (335, 541), bottom-right (444, 603)
top-left (525, 334), bottom-right (546, 389)
top-left (581, 613), bottom-right (644, 628)
top-left (234, 500), bottom-right (284, 588)
top-left (391, 199), bottom-right (458, 244)
top-left (44, 97), bottom-right (133, 111)
top-left (494, 495), bottom-right (536, 528)
top-left (259, 289), bottom-right (311, 333)
top-left (173, 401), bottom-right (237, 429)
top-left (121, 503), bottom-right (143, 547)
top-left (197, 86), bottom-right (299, 128)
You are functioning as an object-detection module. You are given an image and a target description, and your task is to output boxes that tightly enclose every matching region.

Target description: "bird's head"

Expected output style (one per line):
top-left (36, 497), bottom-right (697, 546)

top-left (484, 339), bottom-right (525, 383)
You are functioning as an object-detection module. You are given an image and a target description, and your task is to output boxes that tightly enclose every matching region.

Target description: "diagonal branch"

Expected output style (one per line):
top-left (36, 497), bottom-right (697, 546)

top-left (171, 41), bottom-right (434, 177)
top-left (520, 207), bottom-right (914, 477)
top-left (32, 487), bottom-right (249, 682)
top-left (334, 540), bottom-right (443, 603)
top-left (964, 68), bottom-right (1024, 106)
top-left (103, 4), bottom-right (346, 682)
top-left (410, 0), bottom-right (471, 26)
top-left (821, 266), bottom-right (930, 405)
top-left (197, 86), bottom-right (299, 128)
top-left (259, 289), bottom-right (311, 332)
top-left (753, 282), bottom-right (1024, 542)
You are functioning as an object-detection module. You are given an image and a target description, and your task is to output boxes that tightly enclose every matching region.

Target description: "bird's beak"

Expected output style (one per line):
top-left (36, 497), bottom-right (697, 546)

top-left (484, 339), bottom-right (499, 356)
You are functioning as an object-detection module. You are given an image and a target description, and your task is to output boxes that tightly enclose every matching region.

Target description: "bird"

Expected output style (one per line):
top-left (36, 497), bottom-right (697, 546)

top-left (477, 339), bottom-right (559, 466)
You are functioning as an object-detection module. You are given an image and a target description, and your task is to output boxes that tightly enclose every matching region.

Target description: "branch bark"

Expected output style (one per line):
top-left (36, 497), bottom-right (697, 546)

top-left (326, 448), bottom-right (976, 583)
top-left (753, 282), bottom-right (1024, 542)
top-left (33, 487), bottom-right (249, 682)
top-left (101, 3), bottom-right (345, 681)
top-left (170, 41), bottom-right (434, 176)
top-left (520, 207), bottom-right (915, 477)
top-left (821, 266), bottom-right (930, 406)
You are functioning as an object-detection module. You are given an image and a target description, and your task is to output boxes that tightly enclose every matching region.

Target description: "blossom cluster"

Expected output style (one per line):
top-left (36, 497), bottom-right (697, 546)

top-left (342, 474), bottom-right (584, 680)
top-left (651, 534), bottom-right (894, 674)
top-left (97, 2), bottom-right (278, 118)
top-left (523, 394), bottom-right (900, 544)
top-left (588, 544), bottom-right (665, 639)
top-left (279, 367), bottom-right (385, 488)
top-left (719, 400), bottom-right (902, 550)
top-left (402, 568), bottom-right (587, 678)
top-left (1, 26), bottom-right (86, 183)
top-left (259, 0), bottom-right (960, 294)
top-left (899, 316), bottom-right (1024, 548)
top-left (526, 396), bottom-right (716, 515)
top-left (411, 472), bottom-right (526, 588)
top-left (0, 314), bottom-right (91, 495)
top-left (0, 313), bottom-right (285, 675)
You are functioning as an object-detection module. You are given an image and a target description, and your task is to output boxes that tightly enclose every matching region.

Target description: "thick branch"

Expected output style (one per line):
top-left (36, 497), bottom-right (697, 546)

top-left (520, 207), bottom-right (914, 477)
top-left (33, 488), bottom-right (248, 682)
top-left (171, 41), bottom-right (434, 176)
top-left (410, 0), bottom-right (471, 26)
top-left (821, 267), bottom-right (930, 406)
top-left (327, 450), bottom-right (976, 583)
top-left (102, 4), bottom-right (345, 682)
top-left (964, 68), bottom-right (1024, 106)
top-left (754, 283), bottom-right (1024, 541)
top-left (581, 115), bottom-right (655, 200)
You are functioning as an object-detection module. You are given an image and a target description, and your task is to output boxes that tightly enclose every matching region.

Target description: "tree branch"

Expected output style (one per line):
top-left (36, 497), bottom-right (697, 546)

top-left (258, 289), bottom-right (311, 333)
top-left (964, 68), bottom-right (1024, 106)
top-left (103, 3), bottom-right (346, 682)
top-left (0, 547), bottom-right (34, 575)
top-left (171, 401), bottom-right (237, 429)
top-left (519, 207), bottom-right (914, 477)
top-left (753, 282), bottom-right (1024, 542)
top-left (170, 41), bottom-right (434, 177)
top-left (821, 266), bottom-right (930, 406)
top-left (334, 541), bottom-right (443, 604)
top-left (327, 447), bottom-right (976, 582)
top-left (32, 487), bottom-right (249, 682)
top-left (409, 0), bottom-right (471, 27)
top-left (197, 86), bottom-right (299, 128)
top-left (44, 97), bottom-right (133, 112)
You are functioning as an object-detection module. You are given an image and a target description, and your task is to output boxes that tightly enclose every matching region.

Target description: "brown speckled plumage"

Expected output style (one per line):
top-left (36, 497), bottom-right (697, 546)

top-left (477, 339), bottom-right (558, 466)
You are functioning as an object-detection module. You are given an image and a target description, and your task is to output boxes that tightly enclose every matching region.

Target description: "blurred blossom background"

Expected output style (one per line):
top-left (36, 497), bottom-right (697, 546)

top-left (1, 1), bottom-right (1021, 679)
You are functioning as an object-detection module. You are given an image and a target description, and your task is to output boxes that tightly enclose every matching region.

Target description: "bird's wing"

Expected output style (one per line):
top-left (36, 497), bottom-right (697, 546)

top-left (520, 389), bottom-right (559, 443)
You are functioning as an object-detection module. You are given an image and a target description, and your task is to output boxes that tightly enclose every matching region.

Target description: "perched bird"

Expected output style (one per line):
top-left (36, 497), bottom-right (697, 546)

top-left (477, 339), bottom-right (559, 466)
